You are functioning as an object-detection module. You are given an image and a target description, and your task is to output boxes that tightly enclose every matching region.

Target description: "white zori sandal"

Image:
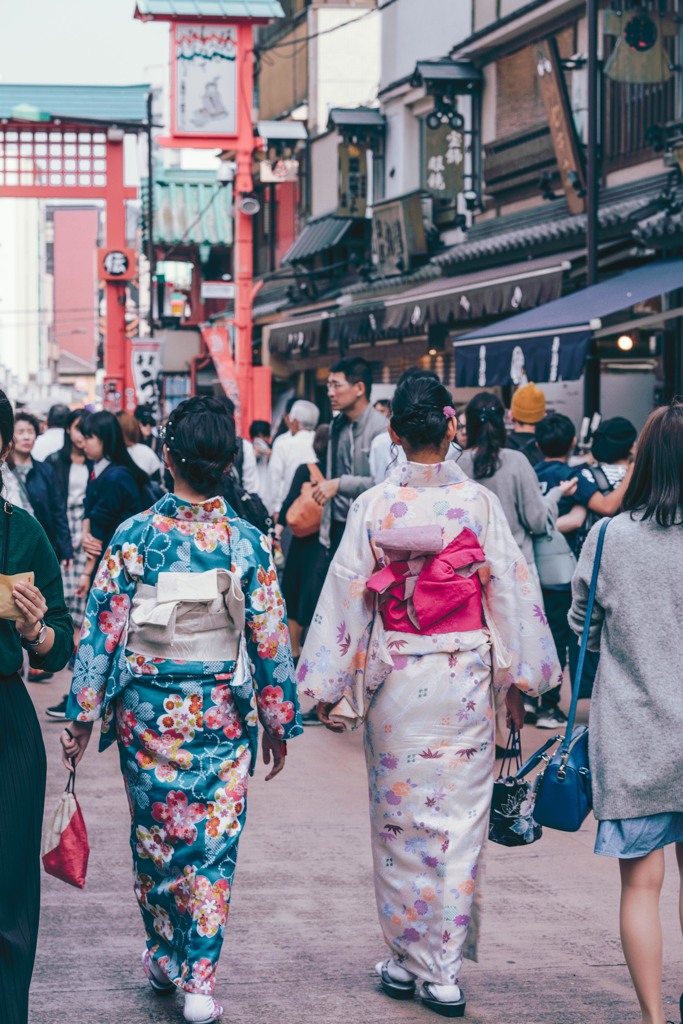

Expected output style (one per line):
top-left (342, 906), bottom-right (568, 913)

top-left (183, 993), bottom-right (224, 1023)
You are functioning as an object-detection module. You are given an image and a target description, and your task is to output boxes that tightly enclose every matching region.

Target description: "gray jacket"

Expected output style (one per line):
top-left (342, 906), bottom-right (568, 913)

top-left (569, 513), bottom-right (683, 820)
top-left (320, 403), bottom-right (388, 548)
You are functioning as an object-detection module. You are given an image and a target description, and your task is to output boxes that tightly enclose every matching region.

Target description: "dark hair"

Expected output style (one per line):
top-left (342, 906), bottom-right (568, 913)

top-left (80, 410), bottom-right (149, 487)
top-left (134, 405), bottom-right (156, 427)
top-left (215, 394), bottom-right (236, 420)
top-left (330, 357), bottom-right (372, 400)
top-left (374, 398), bottom-right (391, 412)
top-left (623, 403), bottom-right (683, 528)
top-left (14, 410), bottom-right (41, 437)
top-left (47, 403), bottom-right (71, 429)
top-left (0, 390), bottom-right (14, 452)
top-left (390, 374), bottom-right (454, 452)
top-left (535, 413), bottom-right (576, 459)
top-left (165, 396), bottom-right (238, 495)
top-left (249, 419), bottom-right (270, 441)
top-left (465, 393), bottom-right (507, 479)
top-left (313, 423), bottom-right (330, 463)
top-left (56, 409), bottom-right (85, 464)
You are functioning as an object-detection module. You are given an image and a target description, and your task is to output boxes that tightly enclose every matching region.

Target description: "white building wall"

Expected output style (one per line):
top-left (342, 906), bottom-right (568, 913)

top-left (310, 131), bottom-right (341, 217)
top-left (0, 199), bottom-right (42, 393)
top-left (381, 0), bottom-right (472, 90)
top-left (309, 6), bottom-right (381, 136)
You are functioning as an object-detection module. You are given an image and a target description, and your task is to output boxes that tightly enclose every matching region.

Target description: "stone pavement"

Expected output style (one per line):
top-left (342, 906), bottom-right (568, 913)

top-left (28, 673), bottom-right (682, 1024)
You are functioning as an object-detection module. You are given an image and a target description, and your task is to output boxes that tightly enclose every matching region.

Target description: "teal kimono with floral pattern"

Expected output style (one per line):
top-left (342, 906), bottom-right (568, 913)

top-left (67, 494), bottom-right (302, 995)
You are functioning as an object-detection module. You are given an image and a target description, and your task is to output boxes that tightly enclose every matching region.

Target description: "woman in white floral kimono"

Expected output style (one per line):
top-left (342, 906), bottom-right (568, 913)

top-left (61, 397), bottom-right (302, 1024)
top-left (298, 371), bottom-right (561, 1018)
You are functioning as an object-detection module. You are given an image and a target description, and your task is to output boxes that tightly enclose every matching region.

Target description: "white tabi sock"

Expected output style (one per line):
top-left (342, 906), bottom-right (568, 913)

top-left (377, 958), bottom-right (415, 983)
top-left (147, 956), bottom-right (169, 984)
top-left (423, 981), bottom-right (463, 1003)
top-left (184, 993), bottom-right (219, 1022)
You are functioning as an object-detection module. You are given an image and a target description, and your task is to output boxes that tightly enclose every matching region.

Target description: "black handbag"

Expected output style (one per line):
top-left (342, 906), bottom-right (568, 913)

top-left (524, 518), bottom-right (609, 833)
top-left (488, 728), bottom-right (542, 847)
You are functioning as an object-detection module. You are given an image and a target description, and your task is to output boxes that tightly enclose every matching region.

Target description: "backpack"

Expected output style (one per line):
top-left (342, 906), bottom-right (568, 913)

top-left (574, 463), bottom-right (614, 555)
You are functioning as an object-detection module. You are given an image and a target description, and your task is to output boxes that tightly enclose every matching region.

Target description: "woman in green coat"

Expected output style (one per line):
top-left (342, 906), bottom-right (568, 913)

top-left (0, 390), bottom-right (74, 1024)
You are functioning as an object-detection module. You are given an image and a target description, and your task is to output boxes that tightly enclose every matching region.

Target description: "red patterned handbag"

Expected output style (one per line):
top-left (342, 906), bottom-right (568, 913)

top-left (42, 766), bottom-right (90, 889)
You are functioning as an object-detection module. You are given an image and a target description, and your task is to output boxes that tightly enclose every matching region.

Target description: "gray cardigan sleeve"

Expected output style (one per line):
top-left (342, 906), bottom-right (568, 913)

top-left (568, 519), bottom-right (606, 651)
top-left (339, 473), bottom-right (375, 499)
top-left (513, 453), bottom-right (559, 537)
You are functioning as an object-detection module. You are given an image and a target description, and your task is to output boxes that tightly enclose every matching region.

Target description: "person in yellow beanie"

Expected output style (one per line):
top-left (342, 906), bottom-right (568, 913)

top-left (508, 381), bottom-right (546, 467)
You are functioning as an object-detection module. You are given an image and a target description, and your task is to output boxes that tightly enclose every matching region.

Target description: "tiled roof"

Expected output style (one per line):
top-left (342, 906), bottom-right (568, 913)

top-left (0, 84), bottom-right (149, 124)
top-left (142, 170), bottom-right (233, 246)
top-left (135, 0), bottom-right (283, 19)
top-left (433, 192), bottom-right (661, 269)
top-left (282, 215), bottom-right (354, 264)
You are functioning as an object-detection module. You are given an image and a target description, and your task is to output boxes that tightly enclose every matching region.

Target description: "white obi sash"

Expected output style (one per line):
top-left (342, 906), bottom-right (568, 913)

top-left (128, 568), bottom-right (245, 662)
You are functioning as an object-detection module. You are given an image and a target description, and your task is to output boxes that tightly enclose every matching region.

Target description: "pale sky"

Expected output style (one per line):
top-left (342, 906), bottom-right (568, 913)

top-left (0, 0), bottom-right (170, 87)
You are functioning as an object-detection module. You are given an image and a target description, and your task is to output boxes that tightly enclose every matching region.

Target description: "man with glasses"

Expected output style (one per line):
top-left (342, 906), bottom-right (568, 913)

top-left (312, 357), bottom-right (387, 555)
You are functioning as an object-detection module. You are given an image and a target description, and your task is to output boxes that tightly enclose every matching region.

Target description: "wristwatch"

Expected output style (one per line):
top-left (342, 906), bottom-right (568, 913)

top-left (22, 619), bottom-right (47, 648)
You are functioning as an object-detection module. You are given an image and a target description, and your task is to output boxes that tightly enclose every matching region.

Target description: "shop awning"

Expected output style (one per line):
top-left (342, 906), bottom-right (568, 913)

top-left (453, 257), bottom-right (683, 387)
top-left (282, 216), bottom-right (354, 264)
top-left (328, 304), bottom-right (386, 347)
top-left (268, 314), bottom-right (328, 355)
top-left (383, 255), bottom-right (570, 336)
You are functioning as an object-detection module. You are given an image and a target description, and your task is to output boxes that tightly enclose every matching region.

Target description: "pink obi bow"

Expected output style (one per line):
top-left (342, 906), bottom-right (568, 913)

top-left (367, 526), bottom-right (485, 635)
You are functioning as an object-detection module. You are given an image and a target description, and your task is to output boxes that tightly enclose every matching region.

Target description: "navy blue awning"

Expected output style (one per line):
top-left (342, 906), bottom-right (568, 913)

top-left (453, 258), bottom-right (683, 387)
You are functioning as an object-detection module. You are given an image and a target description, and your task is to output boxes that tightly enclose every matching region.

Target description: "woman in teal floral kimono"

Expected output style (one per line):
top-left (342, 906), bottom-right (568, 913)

top-left (61, 397), bottom-right (302, 1024)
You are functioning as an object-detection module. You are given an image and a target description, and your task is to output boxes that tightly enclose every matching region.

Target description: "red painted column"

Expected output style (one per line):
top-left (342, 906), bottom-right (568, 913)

top-left (233, 21), bottom-right (256, 435)
top-left (104, 136), bottom-right (133, 411)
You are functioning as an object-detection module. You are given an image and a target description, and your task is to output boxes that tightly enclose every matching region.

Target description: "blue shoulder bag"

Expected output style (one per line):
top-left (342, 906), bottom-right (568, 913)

top-left (517, 518), bottom-right (609, 832)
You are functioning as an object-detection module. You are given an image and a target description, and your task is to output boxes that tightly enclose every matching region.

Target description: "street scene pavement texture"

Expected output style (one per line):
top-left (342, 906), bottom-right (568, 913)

top-left (30, 673), bottom-right (682, 1024)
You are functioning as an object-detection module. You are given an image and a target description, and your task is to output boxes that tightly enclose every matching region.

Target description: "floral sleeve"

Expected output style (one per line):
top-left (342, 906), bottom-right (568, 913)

top-left (242, 536), bottom-right (302, 741)
top-left (66, 537), bottom-right (139, 723)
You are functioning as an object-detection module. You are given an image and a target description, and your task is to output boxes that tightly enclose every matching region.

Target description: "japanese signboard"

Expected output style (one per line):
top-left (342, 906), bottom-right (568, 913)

top-left (338, 142), bottom-right (368, 218)
top-left (372, 193), bottom-right (428, 276)
top-left (536, 39), bottom-right (586, 215)
top-left (259, 159), bottom-right (299, 184)
top-left (131, 338), bottom-right (161, 416)
top-left (173, 23), bottom-right (238, 139)
top-left (98, 247), bottom-right (137, 281)
top-left (424, 123), bottom-right (465, 199)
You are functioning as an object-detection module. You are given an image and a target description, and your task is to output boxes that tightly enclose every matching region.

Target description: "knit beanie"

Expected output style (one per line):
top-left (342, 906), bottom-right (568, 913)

top-left (510, 382), bottom-right (546, 424)
top-left (591, 417), bottom-right (637, 464)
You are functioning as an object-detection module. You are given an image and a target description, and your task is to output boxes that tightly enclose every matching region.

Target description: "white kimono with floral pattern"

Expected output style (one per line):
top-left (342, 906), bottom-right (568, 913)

top-left (298, 460), bottom-right (560, 986)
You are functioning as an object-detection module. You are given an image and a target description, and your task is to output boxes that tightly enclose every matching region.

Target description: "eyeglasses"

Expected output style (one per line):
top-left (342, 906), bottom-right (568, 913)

top-left (326, 380), bottom-right (349, 391)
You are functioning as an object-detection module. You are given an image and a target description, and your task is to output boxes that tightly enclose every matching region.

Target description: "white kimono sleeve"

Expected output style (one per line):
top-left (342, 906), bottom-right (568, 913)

top-left (480, 492), bottom-right (562, 699)
top-left (297, 495), bottom-right (381, 711)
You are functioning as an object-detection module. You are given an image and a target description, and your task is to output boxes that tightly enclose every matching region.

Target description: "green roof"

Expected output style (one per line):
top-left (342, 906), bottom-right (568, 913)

top-left (135, 0), bottom-right (284, 19)
top-left (0, 84), bottom-right (149, 124)
top-left (142, 169), bottom-right (234, 247)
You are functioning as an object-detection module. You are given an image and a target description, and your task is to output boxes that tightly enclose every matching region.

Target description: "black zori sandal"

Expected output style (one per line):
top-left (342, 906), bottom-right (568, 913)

top-left (421, 982), bottom-right (467, 1018)
top-left (376, 960), bottom-right (416, 1000)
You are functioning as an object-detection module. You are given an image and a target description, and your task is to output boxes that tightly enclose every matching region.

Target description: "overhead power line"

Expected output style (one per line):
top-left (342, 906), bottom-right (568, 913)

top-left (255, 0), bottom-right (399, 55)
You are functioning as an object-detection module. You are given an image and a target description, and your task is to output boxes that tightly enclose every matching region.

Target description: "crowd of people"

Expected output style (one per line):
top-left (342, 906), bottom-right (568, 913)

top-left (0, 364), bottom-right (681, 1024)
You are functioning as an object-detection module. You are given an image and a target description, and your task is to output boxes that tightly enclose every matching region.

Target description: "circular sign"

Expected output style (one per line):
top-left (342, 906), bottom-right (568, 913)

top-left (624, 13), bottom-right (657, 52)
top-left (103, 250), bottom-right (130, 276)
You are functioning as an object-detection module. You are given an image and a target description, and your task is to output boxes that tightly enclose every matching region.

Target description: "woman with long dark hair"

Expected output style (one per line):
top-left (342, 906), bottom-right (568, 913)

top-left (62, 396), bottom-right (302, 1024)
top-left (0, 390), bottom-right (73, 1024)
top-left (75, 411), bottom-right (149, 598)
top-left (458, 392), bottom-right (574, 569)
top-left (299, 374), bottom-right (560, 1018)
top-left (46, 409), bottom-right (90, 643)
top-left (569, 402), bottom-right (683, 1024)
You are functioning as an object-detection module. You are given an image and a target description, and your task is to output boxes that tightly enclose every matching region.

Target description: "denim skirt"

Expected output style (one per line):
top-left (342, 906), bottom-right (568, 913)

top-left (595, 812), bottom-right (683, 859)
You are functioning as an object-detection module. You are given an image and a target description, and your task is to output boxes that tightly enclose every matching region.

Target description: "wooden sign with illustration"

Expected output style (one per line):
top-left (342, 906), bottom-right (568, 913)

top-left (536, 38), bottom-right (586, 215)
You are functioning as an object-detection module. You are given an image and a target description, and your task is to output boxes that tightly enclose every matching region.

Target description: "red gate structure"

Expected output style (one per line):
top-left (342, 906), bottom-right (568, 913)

top-left (134, 0), bottom-right (284, 433)
top-left (0, 84), bottom-right (149, 411)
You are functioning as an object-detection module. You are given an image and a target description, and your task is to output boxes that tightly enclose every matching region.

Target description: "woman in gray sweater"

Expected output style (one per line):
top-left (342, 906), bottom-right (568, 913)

top-left (458, 393), bottom-right (573, 568)
top-left (569, 402), bottom-right (683, 1024)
